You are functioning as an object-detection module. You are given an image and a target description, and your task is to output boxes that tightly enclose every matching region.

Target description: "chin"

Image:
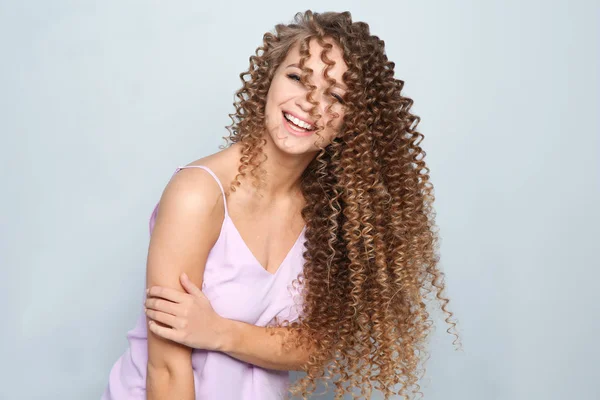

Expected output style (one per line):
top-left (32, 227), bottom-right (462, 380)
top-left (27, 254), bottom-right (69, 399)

top-left (271, 134), bottom-right (314, 155)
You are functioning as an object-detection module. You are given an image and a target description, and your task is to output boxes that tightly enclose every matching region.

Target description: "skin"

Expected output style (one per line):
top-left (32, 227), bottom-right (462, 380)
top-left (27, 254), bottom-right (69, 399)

top-left (264, 37), bottom-right (348, 158)
top-left (144, 37), bottom-right (348, 397)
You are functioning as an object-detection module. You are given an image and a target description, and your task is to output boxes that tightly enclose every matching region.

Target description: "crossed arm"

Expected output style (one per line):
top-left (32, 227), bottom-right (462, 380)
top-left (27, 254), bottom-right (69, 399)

top-left (218, 319), bottom-right (312, 371)
top-left (145, 275), bottom-right (313, 372)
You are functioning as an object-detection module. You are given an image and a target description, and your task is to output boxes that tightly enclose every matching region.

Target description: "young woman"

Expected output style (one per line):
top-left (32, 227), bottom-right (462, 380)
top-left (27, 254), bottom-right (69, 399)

top-left (102, 10), bottom-right (459, 400)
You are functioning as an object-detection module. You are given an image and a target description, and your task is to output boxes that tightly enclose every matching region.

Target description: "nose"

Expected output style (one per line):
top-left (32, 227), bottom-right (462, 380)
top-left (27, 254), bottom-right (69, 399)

top-left (295, 91), bottom-right (327, 119)
top-left (294, 98), bottom-right (312, 114)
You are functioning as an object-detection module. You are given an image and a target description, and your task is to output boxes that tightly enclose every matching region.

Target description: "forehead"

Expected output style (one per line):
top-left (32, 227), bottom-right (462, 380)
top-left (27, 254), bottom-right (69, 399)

top-left (283, 37), bottom-right (348, 77)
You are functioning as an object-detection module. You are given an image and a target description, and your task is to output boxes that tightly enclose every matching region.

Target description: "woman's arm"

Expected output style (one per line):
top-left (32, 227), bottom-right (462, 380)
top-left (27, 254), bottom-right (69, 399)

top-left (145, 168), bottom-right (224, 400)
top-left (217, 319), bottom-right (316, 371)
top-left (144, 264), bottom-right (318, 371)
top-left (144, 273), bottom-right (316, 372)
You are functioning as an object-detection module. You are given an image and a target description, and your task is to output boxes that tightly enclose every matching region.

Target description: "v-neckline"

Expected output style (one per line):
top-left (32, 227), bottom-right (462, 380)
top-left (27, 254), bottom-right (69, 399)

top-left (226, 215), bottom-right (306, 276)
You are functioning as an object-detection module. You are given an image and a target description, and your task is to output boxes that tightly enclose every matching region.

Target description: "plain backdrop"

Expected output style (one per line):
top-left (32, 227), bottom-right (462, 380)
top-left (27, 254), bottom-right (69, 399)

top-left (1, 1), bottom-right (598, 399)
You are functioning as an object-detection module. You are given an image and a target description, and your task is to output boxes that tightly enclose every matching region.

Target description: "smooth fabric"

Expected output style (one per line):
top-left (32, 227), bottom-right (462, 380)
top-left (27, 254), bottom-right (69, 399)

top-left (102, 165), bottom-right (306, 399)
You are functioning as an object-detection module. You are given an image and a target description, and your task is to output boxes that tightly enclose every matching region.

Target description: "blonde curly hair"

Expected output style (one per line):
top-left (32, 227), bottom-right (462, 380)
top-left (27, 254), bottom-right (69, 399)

top-left (220, 10), bottom-right (461, 400)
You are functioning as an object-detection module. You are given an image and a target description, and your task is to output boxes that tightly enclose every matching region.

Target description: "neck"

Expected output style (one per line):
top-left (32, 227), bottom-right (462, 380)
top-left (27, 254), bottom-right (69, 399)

top-left (232, 133), bottom-right (315, 199)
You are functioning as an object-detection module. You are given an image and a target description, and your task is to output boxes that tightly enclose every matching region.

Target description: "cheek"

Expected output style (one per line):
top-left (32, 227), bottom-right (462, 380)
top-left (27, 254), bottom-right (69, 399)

top-left (325, 110), bottom-right (345, 131)
top-left (264, 92), bottom-right (282, 122)
top-left (321, 115), bottom-right (345, 141)
top-left (268, 78), bottom-right (295, 101)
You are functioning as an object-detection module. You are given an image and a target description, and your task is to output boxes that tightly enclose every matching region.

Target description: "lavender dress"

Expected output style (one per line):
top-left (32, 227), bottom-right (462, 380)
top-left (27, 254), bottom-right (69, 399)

top-left (102, 165), bottom-right (306, 399)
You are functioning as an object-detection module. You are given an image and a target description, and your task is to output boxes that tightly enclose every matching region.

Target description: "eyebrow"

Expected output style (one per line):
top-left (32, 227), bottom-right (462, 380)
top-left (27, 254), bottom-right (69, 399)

top-left (286, 63), bottom-right (347, 90)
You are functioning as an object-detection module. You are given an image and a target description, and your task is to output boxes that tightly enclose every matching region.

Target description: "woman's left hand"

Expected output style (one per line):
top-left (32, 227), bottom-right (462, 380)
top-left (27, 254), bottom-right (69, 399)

top-left (145, 272), bottom-right (226, 351)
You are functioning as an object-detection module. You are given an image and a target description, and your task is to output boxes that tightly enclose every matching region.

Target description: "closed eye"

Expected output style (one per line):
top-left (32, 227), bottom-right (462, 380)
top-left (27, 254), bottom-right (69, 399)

top-left (332, 93), bottom-right (345, 104)
top-left (286, 73), bottom-right (345, 104)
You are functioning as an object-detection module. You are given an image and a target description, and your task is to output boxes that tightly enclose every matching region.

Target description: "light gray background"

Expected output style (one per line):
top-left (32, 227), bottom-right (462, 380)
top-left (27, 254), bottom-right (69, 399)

top-left (1, 1), bottom-right (598, 399)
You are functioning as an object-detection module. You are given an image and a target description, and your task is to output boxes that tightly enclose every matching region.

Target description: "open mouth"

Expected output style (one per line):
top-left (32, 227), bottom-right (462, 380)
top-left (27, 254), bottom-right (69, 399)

top-left (282, 111), bottom-right (316, 133)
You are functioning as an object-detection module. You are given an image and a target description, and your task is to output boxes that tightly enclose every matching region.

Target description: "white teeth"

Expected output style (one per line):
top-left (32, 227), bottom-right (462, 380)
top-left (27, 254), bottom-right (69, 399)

top-left (284, 112), bottom-right (313, 130)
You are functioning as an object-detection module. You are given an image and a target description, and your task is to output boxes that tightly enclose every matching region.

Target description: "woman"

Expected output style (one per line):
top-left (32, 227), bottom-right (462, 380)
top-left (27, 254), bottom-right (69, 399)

top-left (103, 10), bottom-right (459, 400)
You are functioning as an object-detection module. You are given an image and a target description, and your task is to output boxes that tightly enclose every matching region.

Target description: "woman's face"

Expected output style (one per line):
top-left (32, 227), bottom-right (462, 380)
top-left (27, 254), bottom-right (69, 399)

top-left (263, 37), bottom-right (348, 155)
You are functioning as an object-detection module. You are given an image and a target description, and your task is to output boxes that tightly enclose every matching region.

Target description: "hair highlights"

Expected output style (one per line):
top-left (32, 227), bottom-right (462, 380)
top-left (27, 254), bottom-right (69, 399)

top-left (220, 10), bottom-right (461, 400)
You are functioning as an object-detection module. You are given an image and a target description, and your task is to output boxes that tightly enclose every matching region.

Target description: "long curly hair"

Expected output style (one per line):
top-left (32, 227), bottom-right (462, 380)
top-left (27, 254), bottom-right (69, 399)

top-left (219, 10), bottom-right (461, 400)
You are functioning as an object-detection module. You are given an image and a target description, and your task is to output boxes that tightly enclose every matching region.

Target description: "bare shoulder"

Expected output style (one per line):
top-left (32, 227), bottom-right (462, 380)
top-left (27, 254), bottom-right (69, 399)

top-left (150, 167), bottom-right (225, 275)
top-left (180, 143), bottom-right (242, 194)
top-left (153, 144), bottom-right (240, 238)
top-left (161, 166), bottom-right (223, 217)
top-left (169, 142), bottom-right (233, 191)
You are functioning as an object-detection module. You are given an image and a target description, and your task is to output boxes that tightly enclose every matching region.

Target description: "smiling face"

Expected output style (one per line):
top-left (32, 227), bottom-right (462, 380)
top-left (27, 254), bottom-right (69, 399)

top-left (263, 37), bottom-right (348, 155)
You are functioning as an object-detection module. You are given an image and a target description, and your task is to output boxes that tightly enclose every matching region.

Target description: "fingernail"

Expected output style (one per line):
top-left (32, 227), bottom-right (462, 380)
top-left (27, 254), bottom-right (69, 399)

top-left (182, 273), bottom-right (188, 280)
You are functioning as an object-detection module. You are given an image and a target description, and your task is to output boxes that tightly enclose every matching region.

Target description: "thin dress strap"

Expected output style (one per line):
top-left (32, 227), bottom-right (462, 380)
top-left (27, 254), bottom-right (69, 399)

top-left (177, 165), bottom-right (229, 217)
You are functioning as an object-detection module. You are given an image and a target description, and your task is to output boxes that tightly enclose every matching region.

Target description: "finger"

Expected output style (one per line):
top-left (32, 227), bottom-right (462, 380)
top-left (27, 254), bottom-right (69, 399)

top-left (180, 273), bottom-right (203, 297)
top-left (147, 286), bottom-right (188, 303)
top-left (145, 297), bottom-right (179, 316)
top-left (147, 320), bottom-right (183, 343)
top-left (145, 308), bottom-right (179, 328)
